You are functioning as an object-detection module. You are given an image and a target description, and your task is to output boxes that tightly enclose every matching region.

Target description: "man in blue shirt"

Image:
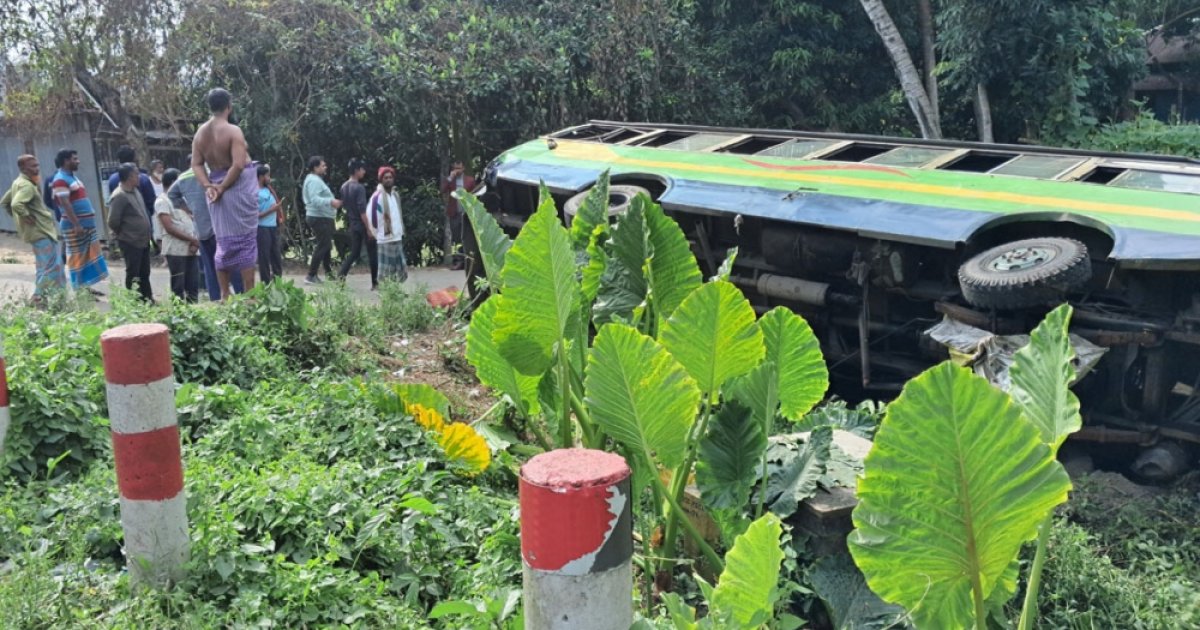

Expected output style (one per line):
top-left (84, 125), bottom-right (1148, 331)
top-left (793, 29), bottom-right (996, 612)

top-left (255, 164), bottom-right (284, 283)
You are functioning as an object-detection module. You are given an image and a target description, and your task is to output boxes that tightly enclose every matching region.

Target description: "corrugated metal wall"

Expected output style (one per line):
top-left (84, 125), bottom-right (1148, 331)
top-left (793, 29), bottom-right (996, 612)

top-left (0, 130), bottom-right (108, 238)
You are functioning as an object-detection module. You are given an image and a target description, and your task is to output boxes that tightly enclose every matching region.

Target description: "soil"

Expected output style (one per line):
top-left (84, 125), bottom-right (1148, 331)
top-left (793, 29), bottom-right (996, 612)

top-left (378, 319), bottom-right (495, 422)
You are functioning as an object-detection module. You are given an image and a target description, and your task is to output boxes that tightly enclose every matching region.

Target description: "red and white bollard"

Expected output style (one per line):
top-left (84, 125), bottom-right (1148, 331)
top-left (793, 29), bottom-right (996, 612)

top-left (520, 449), bottom-right (633, 630)
top-left (0, 333), bottom-right (9, 455)
top-left (100, 323), bottom-right (188, 588)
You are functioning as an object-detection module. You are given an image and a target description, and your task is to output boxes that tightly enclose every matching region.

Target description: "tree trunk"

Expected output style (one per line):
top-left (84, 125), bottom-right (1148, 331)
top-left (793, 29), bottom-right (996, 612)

top-left (975, 82), bottom-right (994, 143)
top-left (917, 0), bottom-right (939, 128)
top-left (859, 0), bottom-right (942, 139)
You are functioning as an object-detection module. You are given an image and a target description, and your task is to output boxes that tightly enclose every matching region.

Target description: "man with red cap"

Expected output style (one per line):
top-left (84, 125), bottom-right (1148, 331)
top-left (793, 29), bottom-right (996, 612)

top-left (367, 165), bottom-right (407, 283)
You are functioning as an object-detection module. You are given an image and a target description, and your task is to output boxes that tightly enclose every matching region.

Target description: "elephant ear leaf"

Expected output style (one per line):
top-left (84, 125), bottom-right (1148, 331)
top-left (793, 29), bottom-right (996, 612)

top-left (711, 513), bottom-right (785, 628)
top-left (460, 191), bottom-right (511, 290)
top-left (584, 323), bottom-right (701, 473)
top-left (848, 362), bottom-right (1070, 629)
top-left (493, 193), bottom-right (579, 375)
top-left (660, 281), bottom-right (764, 395)
top-left (465, 295), bottom-right (541, 416)
top-left (594, 199), bottom-right (649, 326)
top-left (759, 307), bottom-right (828, 420)
top-left (569, 170), bottom-right (611, 251)
top-left (644, 198), bottom-right (702, 322)
top-left (1009, 303), bottom-right (1080, 452)
top-left (696, 401), bottom-right (766, 511)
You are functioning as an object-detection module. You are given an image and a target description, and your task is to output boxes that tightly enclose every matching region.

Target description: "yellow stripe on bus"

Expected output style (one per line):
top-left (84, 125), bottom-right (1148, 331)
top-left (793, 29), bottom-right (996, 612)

top-left (552, 141), bottom-right (1200, 225)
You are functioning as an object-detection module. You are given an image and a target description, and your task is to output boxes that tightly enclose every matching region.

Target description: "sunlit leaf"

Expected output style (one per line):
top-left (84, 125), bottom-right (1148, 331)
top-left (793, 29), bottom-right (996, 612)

top-left (644, 197), bottom-right (702, 321)
top-left (584, 324), bottom-right (700, 472)
top-left (465, 295), bottom-right (541, 416)
top-left (393, 383), bottom-right (450, 418)
top-left (493, 194), bottom-right (579, 375)
top-left (437, 423), bottom-right (491, 476)
top-left (661, 281), bottom-right (764, 394)
top-left (711, 513), bottom-right (785, 628)
top-left (848, 362), bottom-right (1071, 629)
top-left (569, 170), bottom-right (611, 251)
top-left (1009, 303), bottom-right (1080, 452)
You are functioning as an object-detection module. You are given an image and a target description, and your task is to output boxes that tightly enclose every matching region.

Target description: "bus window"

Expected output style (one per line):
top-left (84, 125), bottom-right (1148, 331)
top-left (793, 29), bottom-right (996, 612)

top-left (635, 131), bottom-right (691, 147)
top-left (717, 136), bottom-right (790, 154)
top-left (660, 133), bottom-right (740, 152)
top-left (755, 139), bottom-right (839, 159)
top-left (866, 146), bottom-right (955, 168)
top-left (821, 143), bottom-right (892, 162)
top-left (940, 152), bottom-right (1015, 172)
top-left (1112, 170), bottom-right (1200, 195)
top-left (990, 155), bottom-right (1086, 179)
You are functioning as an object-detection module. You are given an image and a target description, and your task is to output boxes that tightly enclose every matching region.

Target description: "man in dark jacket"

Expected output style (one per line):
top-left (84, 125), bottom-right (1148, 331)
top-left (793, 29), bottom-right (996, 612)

top-left (337, 159), bottom-right (377, 288)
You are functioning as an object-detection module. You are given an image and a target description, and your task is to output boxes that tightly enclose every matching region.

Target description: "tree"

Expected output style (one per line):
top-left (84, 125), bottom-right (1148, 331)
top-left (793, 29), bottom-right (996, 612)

top-left (859, 0), bottom-right (942, 138)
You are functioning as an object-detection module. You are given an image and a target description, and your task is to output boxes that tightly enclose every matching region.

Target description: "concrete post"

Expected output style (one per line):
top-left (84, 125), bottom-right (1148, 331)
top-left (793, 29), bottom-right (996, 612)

top-left (520, 448), bottom-right (633, 630)
top-left (100, 323), bottom-right (188, 588)
top-left (0, 333), bottom-right (9, 456)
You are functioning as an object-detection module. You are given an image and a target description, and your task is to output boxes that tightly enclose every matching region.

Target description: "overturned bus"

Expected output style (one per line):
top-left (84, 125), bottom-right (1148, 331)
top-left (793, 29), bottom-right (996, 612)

top-left (467, 121), bottom-right (1200, 480)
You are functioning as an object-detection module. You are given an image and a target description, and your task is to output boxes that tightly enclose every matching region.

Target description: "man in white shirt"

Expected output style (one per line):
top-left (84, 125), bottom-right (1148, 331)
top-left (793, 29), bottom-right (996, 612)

top-left (367, 166), bottom-right (407, 283)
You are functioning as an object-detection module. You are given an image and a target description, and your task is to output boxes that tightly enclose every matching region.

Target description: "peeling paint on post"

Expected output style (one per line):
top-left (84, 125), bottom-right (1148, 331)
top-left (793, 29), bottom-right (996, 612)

top-left (520, 448), bottom-right (633, 630)
top-left (0, 333), bottom-right (9, 456)
top-left (101, 323), bottom-right (188, 589)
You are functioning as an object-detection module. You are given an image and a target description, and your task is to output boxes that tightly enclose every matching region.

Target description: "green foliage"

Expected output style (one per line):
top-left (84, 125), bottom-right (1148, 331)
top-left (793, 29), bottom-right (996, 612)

top-left (1077, 112), bottom-right (1200, 158)
top-left (585, 324), bottom-right (701, 473)
top-left (465, 297), bottom-right (541, 418)
top-left (793, 399), bottom-right (884, 439)
top-left (0, 365), bottom-right (519, 627)
top-left (660, 281), bottom-right (764, 396)
top-left (696, 402), bottom-right (766, 511)
top-left (711, 513), bottom-right (786, 628)
top-left (761, 427), bottom-right (832, 518)
top-left (568, 170), bottom-right (612, 252)
top-left (493, 194), bottom-right (579, 376)
top-left (643, 199), bottom-right (703, 323)
top-left (462, 192), bottom-right (513, 290)
top-left (809, 552), bottom-right (909, 630)
top-left (848, 362), bottom-right (1071, 629)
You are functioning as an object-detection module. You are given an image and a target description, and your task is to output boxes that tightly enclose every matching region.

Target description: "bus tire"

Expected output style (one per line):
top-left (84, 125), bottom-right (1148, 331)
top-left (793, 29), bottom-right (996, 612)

top-left (563, 184), bottom-right (651, 227)
top-left (958, 237), bottom-right (1091, 310)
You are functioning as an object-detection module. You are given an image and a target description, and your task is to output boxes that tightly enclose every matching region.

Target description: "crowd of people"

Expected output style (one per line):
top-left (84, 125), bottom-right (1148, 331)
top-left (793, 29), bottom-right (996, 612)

top-left (0, 87), bottom-right (475, 307)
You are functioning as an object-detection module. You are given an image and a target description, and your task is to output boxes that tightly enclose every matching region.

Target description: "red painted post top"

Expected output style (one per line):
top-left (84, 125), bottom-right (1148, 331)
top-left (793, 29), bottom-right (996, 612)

top-left (520, 449), bottom-right (633, 574)
top-left (521, 448), bottom-right (631, 489)
top-left (101, 324), bottom-right (173, 385)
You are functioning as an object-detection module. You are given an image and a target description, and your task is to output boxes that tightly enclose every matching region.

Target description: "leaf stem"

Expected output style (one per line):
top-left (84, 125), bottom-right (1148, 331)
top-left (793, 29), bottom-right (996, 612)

top-left (660, 392), bottom-right (715, 573)
top-left (1018, 516), bottom-right (1053, 630)
top-left (557, 343), bottom-right (572, 447)
top-left (755, 378), bottom-right (779, 519)
top-left (645, 451), bottom-right (724, 573)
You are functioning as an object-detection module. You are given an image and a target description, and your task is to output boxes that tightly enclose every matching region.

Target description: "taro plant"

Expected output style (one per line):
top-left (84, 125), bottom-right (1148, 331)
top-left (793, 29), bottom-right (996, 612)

top-left (461, 176), bottom-right (829, 581)
top-left (848, 304), bottom-right (1081, 629)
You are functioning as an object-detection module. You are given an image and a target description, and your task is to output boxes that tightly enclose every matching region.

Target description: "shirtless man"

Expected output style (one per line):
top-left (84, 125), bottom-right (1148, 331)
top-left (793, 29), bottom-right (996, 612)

top-left (191, 88), bottom-right (259, 300)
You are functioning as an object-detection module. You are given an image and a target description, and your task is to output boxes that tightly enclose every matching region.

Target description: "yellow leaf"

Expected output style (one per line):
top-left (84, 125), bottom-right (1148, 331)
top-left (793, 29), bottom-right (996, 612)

top-left (437, 423), bottom-right (491, 476)
top-left (407, 403), bottom-right (446, 434)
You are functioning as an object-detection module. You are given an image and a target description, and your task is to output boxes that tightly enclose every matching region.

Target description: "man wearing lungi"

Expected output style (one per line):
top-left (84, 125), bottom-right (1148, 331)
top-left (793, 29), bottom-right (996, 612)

top-left (1, 155), bottom-right (65, 304)
top-left (50, 149), bottom-right (109, 293)
top-left (367, 166), bottom-right (407, 283)
top-left (189, 88), bottom-right (259, 301)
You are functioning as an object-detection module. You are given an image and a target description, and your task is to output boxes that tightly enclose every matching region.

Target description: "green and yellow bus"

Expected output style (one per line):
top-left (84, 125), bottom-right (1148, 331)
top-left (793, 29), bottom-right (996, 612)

top-left (472, 121), bottom-right (1200, 479)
